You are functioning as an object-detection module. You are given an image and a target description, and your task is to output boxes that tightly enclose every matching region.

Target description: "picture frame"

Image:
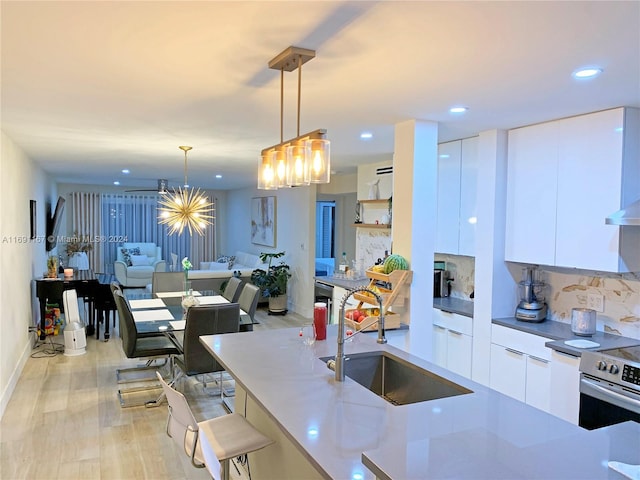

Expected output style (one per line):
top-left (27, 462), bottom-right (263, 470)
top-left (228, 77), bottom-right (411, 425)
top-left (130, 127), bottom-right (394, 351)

top-left (30, 200), bottom-right (37, 239)
top-left (251, 196), bottom-right (276, 247)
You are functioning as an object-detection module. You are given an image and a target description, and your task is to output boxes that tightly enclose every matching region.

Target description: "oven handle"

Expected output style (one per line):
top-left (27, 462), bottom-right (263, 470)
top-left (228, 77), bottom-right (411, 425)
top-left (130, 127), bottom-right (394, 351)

top-left (580, 376), bottom-right (640, 413)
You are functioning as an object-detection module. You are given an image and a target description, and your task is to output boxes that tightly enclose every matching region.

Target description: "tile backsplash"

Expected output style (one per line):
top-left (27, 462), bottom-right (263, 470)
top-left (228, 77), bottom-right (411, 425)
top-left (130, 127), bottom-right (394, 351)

top-left (540, 268), bottom-right (640, 340)
top-left (434, 253), bottom-right (475, 300)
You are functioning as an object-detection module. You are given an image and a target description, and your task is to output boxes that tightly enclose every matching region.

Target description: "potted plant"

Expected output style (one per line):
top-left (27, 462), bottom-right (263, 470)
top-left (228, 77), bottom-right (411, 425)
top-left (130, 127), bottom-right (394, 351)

top-left (251, 251), bottom-right (291, 315)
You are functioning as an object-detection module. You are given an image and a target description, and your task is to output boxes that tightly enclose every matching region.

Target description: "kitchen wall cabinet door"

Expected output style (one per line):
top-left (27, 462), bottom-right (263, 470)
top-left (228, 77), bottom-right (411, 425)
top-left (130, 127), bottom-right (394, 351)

top-left (555, 108), bottom-right (625, 271)
top-left (505, 107), bottom-right (640, 272)
top-left (505, 121), bottom-right (558, 266)
top-left (489, 343), bottom-right (526, 401)
top-left (436, 141), bottom-right (462, 254)
top-left (458, 137), bottom-right (478, 257)
top-left (436, 138), bottom-right (478, 256)
top-left (549, 350), bottom-right (580, 424)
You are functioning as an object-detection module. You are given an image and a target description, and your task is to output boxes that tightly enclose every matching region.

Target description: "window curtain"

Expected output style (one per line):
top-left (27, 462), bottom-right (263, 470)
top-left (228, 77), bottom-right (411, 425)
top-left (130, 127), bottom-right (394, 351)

top-left (70, 192), bottom-right (103, 272)
top-left (189, 196), bottom-right (217, 267)
top-left (100, 193), bottom-right (216, 274)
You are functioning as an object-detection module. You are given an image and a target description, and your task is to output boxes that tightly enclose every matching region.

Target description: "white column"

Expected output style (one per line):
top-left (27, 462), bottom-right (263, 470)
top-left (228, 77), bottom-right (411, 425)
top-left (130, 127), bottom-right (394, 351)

top-left (472, 129), bottom-right (516, 385)
top-left (393, 119), bottom-right (438, 360)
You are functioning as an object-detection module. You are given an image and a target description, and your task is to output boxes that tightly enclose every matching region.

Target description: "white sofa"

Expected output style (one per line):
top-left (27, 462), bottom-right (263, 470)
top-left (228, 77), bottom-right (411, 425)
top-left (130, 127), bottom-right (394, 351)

top-left (114, 242), bottom-right (166, 287)
top-left (187, 251), bottom-right (268, 292)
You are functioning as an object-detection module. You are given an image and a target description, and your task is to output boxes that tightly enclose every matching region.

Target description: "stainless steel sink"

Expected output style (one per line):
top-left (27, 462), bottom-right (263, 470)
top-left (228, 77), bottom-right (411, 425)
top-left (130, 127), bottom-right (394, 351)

top-left (321, 351), bottom-right (472, 406)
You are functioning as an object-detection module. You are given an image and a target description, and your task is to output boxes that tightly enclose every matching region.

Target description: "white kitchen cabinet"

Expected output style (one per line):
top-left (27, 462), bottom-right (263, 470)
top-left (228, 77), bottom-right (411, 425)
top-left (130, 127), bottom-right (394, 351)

top-left (505, 121), bottom-right (558, 266)
top-left (550, 350), bottom-right (581, 424)
top-left (489, 343), bottom-right (526, 401)
top-left (432, 309), bottom-right (473, 379)
top-left (436, 141), bottom-right (462, 254)
top-left (505, 107), bottom-right (640, 272)
top-left (489, 324), bottom-right (552, 412)
top-left (458, 137), bottom-right (478, 256)
top-left (436, 137), bottom-right (478, 256)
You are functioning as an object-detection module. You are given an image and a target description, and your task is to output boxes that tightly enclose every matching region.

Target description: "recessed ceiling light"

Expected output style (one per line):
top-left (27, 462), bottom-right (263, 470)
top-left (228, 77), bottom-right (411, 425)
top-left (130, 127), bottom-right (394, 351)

top-left (215, 174), bottom-right (222, 179)
top-left (439, 154), bottom-right (450, 159)
top-left (449, 106), bottom-right (468, 114)
top-left (572, 67), bottom-right (603, 79)
top-left (360, 132), bottom-right (373, 140)
top-left (113, 181), bottom-right (120, 185)
top-left (121, 169), bottom-right (130, 174)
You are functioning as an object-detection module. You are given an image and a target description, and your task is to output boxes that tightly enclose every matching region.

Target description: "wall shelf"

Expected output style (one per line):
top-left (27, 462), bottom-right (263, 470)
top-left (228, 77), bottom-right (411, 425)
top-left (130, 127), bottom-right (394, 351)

top-left (351, 223), bottom-right (391, 229)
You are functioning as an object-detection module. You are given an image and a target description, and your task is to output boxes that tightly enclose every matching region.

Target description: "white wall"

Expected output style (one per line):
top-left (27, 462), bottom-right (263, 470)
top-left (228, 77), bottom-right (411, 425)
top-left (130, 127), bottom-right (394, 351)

top-left (226, 185), bottom-right (317, 318)
top-left (1, 131), bottom-right (55, 418)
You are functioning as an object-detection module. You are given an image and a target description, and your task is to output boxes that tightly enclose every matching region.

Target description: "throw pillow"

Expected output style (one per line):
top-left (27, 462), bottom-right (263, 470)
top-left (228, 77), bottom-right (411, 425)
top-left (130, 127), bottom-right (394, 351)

top-left (216, 255), bottom-right (229, 263)
top-left (227, 255), bottom-right (236, 269)
top-left (130, 254), bottom-right (149, 266)
top-left (121, 247), bottom-right (141, 266)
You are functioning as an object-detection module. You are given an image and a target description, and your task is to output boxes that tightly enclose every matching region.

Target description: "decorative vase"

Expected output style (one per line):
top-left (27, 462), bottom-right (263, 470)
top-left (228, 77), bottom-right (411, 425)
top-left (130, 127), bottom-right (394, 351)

top-left (181, 281), bottom-right (199, 317)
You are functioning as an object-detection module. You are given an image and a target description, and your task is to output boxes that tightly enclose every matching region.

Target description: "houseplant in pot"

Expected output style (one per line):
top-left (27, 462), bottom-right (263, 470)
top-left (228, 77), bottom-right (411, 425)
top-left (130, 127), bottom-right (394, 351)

top-left (251, 251), bottom-right (291, 315)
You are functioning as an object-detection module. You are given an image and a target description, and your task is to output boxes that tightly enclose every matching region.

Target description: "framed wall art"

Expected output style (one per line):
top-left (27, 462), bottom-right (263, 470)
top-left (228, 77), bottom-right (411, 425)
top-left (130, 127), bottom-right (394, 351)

top-left (30, 200), bottom-right (37, 239)
top-left (251, 196), bottom-right (276, 247)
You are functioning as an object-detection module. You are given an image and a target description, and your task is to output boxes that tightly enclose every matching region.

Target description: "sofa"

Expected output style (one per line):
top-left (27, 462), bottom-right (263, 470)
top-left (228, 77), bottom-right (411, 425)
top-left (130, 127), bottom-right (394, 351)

top-left (187, 251), bottom-right (268, 293)
top-left (114, 242), bottom-right (166, 287)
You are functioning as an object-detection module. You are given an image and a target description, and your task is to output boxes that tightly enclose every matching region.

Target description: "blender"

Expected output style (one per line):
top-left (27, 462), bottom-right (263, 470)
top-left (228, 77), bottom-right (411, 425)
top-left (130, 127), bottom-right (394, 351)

top-left (515, 267), bottom-right (548, 322)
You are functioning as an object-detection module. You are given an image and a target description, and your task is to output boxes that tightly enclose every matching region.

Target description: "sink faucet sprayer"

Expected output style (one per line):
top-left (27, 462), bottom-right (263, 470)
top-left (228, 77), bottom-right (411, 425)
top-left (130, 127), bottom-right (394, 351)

top-left (327, 286), bottom-right (386, 381)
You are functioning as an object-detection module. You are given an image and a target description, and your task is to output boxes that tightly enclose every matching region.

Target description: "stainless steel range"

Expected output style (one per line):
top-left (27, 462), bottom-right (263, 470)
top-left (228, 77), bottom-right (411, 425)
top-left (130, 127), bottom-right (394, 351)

top-left (579, 345), bottom-right (640, 430)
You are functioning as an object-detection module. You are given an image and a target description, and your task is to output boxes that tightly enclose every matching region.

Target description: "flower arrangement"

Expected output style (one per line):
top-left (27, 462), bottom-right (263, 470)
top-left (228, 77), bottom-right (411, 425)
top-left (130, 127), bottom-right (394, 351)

top-left (65, 231), bottom-right (93, 256)
top-left (182, 257), bottom-right (192, 292)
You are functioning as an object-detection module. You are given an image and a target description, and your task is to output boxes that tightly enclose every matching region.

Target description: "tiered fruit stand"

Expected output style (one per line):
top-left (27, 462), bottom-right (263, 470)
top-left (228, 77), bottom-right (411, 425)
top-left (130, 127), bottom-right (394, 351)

top-left (344, 268), bottom-right (413, 331)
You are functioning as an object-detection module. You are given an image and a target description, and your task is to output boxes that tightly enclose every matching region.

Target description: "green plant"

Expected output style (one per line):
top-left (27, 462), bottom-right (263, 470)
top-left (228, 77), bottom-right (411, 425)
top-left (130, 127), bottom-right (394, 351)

top-left (251, 252), bottom-right (291, 297)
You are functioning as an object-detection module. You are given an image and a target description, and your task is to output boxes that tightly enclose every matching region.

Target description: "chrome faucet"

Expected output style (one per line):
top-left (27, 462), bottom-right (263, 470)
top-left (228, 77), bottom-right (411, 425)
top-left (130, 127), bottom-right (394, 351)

top-left (327, 286), bottom-right (386, 381)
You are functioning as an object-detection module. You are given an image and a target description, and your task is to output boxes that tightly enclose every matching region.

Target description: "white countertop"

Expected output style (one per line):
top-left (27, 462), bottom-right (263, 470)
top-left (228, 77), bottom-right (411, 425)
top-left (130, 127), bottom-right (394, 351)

top-left (200, 326), bottom-right (640, 480)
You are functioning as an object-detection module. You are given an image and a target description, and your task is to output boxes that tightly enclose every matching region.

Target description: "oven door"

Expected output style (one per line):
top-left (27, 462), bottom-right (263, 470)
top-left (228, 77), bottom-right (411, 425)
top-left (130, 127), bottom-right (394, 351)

top-left (579, 374), bottom-right (640, 430)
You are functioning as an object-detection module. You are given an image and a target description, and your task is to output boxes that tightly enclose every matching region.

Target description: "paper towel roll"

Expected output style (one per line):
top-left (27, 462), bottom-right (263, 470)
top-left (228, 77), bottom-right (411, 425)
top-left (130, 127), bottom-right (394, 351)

top-left (571, 308), bottom-right (596, 336)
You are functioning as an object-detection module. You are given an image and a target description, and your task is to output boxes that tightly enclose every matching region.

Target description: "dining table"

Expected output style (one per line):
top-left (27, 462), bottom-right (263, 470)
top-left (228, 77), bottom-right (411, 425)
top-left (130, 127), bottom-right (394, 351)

top-left (123, 289), bottom-right (254, 335)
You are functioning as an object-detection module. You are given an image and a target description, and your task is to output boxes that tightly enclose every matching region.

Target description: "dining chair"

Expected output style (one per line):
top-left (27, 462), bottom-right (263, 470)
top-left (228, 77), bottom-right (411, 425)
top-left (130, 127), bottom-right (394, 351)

top-left (94, 282), bottom-right (117, 341)
top-left (113, 290), bottom-right (180, 406)
top-left (152, 271), bottom-right (185, 294)
top-left (221, 277), bottom-right (242, 303)
top-left (197, 428), bottom-right (222, 480)
top-left (173, 303), bottom-right (240, 396)
top-left (157, 372), bottom-right (273, 479)
top-left (237, 283), bottom-right (260, 332)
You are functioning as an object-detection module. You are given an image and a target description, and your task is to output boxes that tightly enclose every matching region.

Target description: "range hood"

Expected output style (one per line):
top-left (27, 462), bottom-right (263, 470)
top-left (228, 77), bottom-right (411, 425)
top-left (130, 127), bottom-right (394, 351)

top-left (605, 199), bottom-right (640, 226)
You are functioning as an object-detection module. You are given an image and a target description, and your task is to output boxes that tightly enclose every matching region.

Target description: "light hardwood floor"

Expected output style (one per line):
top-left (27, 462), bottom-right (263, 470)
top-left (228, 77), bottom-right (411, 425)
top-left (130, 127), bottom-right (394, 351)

top-left (0, 305), bottom-right (309, 480)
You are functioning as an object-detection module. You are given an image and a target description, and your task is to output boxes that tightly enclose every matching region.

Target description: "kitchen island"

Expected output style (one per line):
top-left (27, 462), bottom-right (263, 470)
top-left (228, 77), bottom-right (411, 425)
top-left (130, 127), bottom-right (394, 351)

top-left (200, 326), bottom-right (640, 479)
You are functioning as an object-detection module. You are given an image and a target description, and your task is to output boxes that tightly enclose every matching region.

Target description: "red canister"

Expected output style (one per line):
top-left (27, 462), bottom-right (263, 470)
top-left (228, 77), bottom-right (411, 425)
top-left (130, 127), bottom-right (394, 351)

top-left (313, 302), bottom-right (327, 340)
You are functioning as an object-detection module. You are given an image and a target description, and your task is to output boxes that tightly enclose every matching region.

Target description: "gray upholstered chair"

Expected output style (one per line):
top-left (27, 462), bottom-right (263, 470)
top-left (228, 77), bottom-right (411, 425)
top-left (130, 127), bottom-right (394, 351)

top-left (238, 283), bottom-right (260, 332)
top-left (173, 303), bottom-right (240, 392)
top-left (152, 271), bottom-right (185, 294)
top-left (157, 371), bottom-right (273, 477)
top-left (221, 277), bottom-right (242, 303)
top-left (112, 290), bottom-right (180, 406)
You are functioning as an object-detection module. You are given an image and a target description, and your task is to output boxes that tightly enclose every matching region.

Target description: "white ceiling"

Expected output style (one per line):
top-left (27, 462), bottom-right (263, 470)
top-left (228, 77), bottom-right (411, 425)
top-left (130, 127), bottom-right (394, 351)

top-left (2, 1), bottom-right (639, 191)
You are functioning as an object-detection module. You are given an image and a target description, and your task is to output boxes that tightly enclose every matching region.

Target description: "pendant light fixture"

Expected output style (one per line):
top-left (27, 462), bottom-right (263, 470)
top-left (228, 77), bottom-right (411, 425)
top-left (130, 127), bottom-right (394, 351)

top-left (257, 46), bottom-right (330, 189)
top-left (158, 146), bottom-right (214, 235)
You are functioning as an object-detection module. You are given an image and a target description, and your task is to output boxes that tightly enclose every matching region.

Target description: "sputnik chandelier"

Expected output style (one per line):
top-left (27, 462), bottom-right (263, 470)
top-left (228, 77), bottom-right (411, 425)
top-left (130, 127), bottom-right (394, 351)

top-left (158, 146), bottom-right (214, 235)
top-left (258, 46), bottom-right (331, 190)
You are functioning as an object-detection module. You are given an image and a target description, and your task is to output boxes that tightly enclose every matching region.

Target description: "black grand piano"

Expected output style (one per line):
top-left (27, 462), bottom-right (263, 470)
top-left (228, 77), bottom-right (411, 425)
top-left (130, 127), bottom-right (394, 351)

top-left (35, 271), bottom-right (113, 340)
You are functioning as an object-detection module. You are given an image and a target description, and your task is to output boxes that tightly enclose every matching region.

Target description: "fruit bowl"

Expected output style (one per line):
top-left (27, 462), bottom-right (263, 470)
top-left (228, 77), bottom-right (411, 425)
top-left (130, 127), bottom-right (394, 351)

top-left (344, 308), bottom-right (401, 331)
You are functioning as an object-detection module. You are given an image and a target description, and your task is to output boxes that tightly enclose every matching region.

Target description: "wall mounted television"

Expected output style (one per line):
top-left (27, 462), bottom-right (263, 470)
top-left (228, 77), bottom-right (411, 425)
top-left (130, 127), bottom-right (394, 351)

top-left (46, 196), bottom-right (65, 252)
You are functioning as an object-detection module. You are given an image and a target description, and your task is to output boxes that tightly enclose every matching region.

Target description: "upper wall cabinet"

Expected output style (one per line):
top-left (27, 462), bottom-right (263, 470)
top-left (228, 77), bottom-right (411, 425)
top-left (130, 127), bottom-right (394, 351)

top-left (436, 137), bottom-right (478, 256)
top-left (505, 107), bottom-right (640, 273)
